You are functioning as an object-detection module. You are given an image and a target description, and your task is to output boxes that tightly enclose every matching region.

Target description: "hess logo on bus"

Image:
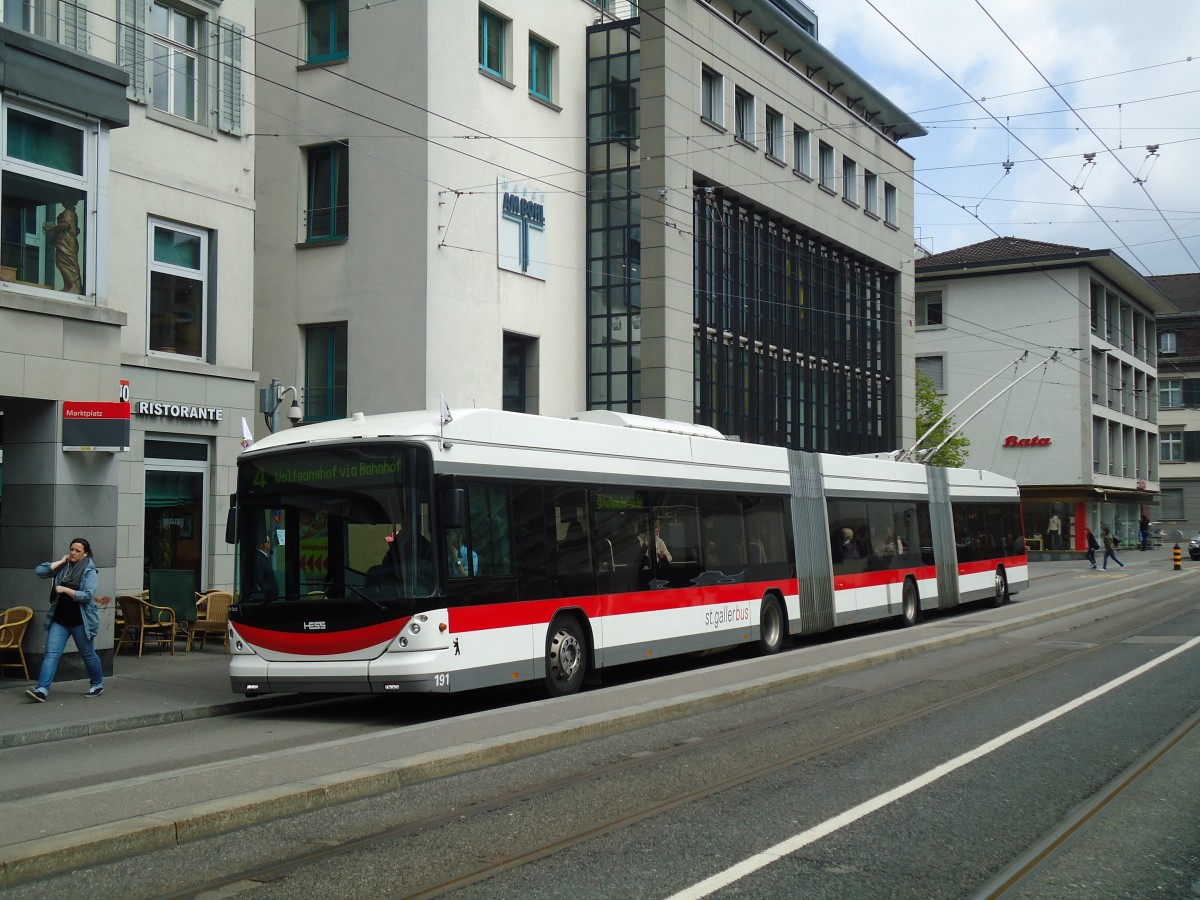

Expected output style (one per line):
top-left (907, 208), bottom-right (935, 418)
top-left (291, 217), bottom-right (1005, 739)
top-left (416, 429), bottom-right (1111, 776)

top-left (303, 621), bottom-right (327, 631)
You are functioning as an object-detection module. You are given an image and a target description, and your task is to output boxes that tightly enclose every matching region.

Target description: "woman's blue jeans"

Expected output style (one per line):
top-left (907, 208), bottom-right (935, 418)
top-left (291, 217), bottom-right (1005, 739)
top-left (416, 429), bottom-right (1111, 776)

top-left (36, 620), bottom-right (103, 694)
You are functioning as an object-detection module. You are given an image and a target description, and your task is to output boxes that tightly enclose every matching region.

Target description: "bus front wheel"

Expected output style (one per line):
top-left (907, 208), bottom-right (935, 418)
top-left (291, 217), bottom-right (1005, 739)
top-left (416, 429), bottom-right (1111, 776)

top-left (545, 615), bottom-right (588, 697)
top-left (758, 594), bottom-right (785, 655)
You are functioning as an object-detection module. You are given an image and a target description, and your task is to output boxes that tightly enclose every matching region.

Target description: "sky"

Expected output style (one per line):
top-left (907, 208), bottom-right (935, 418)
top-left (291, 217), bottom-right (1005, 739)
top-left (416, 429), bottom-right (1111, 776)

top-left (818, 0), bottom-right (1200, 277)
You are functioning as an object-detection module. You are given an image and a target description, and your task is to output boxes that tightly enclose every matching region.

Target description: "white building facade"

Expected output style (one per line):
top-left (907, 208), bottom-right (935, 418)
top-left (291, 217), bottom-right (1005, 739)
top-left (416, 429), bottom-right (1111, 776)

top-left (915, 238), bottom-right (1173, 556)
top-left (252, 0), bottom-right (924, 457)
top-left (0, 0), bottom-right (256, 676)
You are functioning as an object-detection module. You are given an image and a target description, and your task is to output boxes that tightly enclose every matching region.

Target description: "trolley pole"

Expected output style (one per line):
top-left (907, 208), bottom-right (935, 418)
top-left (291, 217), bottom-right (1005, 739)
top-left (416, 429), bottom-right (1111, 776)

top-left (1174, 543), bottom-right (1182, 571)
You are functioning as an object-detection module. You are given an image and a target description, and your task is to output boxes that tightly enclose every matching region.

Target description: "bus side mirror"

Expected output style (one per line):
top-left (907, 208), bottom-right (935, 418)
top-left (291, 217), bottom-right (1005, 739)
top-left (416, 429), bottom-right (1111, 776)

top-left (225, 494), bottom-right (237, 545)
top-left (440, 488), bottom-right (465, 529)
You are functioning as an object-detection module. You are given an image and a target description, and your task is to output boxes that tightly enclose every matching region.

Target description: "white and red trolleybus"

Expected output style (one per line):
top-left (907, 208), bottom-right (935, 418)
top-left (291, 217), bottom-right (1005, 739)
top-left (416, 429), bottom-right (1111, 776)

top-left (227, 408), bottom-right (1027, 698)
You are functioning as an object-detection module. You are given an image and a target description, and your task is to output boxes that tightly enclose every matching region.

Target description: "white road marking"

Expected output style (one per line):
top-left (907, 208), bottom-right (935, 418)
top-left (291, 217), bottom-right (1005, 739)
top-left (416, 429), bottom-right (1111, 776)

top-left (666, 634), bottom-right (1200, 900)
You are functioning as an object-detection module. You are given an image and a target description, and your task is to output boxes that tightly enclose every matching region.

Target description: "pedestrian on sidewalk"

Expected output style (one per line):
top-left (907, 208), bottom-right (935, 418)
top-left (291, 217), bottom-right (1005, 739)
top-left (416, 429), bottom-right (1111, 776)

top-left (1085, 527), bottom-right (1099, 568)
top-left (1100, 526), bottom-right (1125, 570)
top-left (26, 538), bottom-right (103, 702)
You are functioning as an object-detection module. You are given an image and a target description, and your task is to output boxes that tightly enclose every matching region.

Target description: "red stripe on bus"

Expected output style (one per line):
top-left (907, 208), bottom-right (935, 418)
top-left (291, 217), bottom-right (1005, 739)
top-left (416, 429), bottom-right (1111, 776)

top-left (235, 619), bottom-right (406, 656)
top-left (959, 555), bottom-right (1026, 576)
top-left (449, 579), bottom-right (799, 633)
top-left (834, 566), bottom-right (937, 591)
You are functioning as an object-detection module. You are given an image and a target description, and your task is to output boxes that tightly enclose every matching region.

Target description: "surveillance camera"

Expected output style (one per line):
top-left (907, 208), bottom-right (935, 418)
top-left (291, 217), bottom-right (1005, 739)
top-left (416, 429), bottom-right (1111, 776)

top-left (286, 401), bottom-right (303, 423)
top-left (703, 187), bottom-right (715, 196)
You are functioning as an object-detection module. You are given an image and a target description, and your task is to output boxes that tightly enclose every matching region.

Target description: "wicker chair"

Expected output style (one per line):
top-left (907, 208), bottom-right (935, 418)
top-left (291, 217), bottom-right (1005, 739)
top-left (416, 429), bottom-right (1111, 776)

top-left (0, 606), bottom-right (33, 679)
top-left (188, 591), bottom-right (233, 652)
top-left (114, 595), bottom-right (176, 657)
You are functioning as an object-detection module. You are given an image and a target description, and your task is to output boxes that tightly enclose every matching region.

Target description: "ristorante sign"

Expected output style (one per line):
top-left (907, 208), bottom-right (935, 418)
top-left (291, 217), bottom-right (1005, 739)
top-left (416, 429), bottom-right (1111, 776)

top-left (134, 401), bottom-right (224, 421)
top-left (1002, 435), bottom-right (1051, 447)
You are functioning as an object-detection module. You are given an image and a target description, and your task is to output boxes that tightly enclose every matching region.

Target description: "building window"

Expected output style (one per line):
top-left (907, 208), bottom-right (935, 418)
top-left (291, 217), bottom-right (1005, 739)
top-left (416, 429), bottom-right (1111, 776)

top-left (150, 2), bottom-right (200, 121)
top-left (305, 142), bottom-right (348, 242)
top-left (917, 355), bottom-right (945, 392)
top-left (734, 88), bottom-right (754, 144)
top-left (793, 126), bottom-right (811, 177)
top-left (1161, 429), bottom-right (1183, 462)
top-left (765, 108), bottom-right (784, 161)
top-left (118, 1), bottom-right (243, 135)
top-left (1160, 331), bottom-right (1178, 355)
top-left (304, 323), bottom-right (347, 422)
top-left (864, 170), bottom-right (878, 215)
top-left (1160, 378), bottom-right (1182, 409)
top-left (148, 220), bottom-right (207, 359)
top-left (701, 66), bottom-right (723, 126)
top-left (884, 182), bottom-right (898, 226)
top-left (842, 156), bottom-right (858, 204)
top-left (1, 105), bottom-right (94, 296)
top-left (818, 141), bottom-right (835, 190)
top-left (529, 35), bottom-right (554, 102)
top-left (503, 333), bottom-right (537, 413)
top-left (306, 0), bottom-right (348, 64)
top-left (916, 290), bottom-right (944, 327)
top-left (478, 6), bottom-right (507, 79)
top-left (693, 191), bottom-right (898, 454)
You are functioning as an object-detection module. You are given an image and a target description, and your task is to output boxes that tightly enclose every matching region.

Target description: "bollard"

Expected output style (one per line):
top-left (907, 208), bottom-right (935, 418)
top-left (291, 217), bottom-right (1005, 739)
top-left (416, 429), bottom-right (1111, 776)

top-left (1174, 544), bottom-right (1182, 571)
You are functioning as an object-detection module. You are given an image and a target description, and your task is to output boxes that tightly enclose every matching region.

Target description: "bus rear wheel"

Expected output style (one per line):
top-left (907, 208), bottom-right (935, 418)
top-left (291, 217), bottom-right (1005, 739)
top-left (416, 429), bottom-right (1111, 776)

top-left (990, 567), bottom-right (1009, 608)
top-left (758, 594), bottom-right (785, 655)
top-left (545, 616), bottom-right (588, 697)
top-left (900, 579), bottom-right (919, 628)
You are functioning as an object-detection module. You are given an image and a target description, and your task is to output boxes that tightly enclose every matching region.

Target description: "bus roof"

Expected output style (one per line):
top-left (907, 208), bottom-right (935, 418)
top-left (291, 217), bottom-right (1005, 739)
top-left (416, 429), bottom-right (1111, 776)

top-left (242, 408), bottom-right (1019, 497)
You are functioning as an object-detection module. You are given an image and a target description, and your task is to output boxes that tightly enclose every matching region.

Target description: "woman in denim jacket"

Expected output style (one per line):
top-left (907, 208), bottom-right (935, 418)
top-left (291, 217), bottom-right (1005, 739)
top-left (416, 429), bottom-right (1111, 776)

top-left (26, 537), bottom-right (103, 702)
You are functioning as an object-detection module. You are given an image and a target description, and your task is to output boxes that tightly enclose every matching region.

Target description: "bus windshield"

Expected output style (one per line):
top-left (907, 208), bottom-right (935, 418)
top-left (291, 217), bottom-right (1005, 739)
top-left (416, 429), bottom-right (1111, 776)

top-left (236, 444), bottom-right (435, 612)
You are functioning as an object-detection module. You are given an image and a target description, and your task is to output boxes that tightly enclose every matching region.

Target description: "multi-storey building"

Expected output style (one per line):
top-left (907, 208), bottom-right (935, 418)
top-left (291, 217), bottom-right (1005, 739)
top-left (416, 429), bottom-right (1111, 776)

top-left (1148, 273), bottom-right (1200, 534)
top-left (915, 237), bottom-right (1173, 555)
top-left (253, 0), bottom-right (924, 456)
top-left (0, 0), bottom-right (256, 675)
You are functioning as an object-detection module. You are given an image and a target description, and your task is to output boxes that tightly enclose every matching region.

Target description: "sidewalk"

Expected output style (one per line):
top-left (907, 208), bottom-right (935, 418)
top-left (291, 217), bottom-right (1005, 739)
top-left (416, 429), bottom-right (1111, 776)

top-left (0, 544), bottom-right (1191, 750)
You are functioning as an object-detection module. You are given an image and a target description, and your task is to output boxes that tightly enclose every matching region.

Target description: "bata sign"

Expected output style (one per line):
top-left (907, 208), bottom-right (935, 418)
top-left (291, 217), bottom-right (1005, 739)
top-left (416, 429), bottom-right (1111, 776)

top-left (1002, 435), bottom-right (1051, 448)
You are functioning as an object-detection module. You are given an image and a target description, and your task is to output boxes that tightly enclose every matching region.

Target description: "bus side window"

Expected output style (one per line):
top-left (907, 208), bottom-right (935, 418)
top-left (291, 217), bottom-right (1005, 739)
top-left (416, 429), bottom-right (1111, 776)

top-left (549, 487), bottom-right (593, 584)
top-left (699, 495), bottom-right (746, 570)
top-left (511, 483), bottom-right (550, 600)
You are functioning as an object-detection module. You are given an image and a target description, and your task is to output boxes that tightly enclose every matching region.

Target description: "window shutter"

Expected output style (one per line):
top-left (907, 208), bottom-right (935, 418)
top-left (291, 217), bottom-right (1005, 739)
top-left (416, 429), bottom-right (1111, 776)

top-left (1184, 379), bottom-right (1200, 408)
top-left (916, 356), bottom-right (944, 392)
top-left (217, 17), bottom-right (245, 136)
top-left (1184, 431), bottom-right (1200, 462)
top-left (119, 0), bottom-right (148, 103)
top-left (62, 0), bottom-right (89, 52)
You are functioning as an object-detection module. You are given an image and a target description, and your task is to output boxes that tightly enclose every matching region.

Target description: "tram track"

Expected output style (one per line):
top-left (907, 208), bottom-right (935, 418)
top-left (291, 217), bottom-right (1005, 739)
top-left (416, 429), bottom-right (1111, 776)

top-left (165, 596), bottom-right (1196, 899)
top-left (974, 706), bottom-right (1200, 899)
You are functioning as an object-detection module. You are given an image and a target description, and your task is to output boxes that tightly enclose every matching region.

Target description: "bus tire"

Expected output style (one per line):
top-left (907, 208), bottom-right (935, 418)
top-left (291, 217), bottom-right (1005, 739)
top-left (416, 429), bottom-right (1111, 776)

top-left (758, 594), bottom-right (785, 655)
top-left (900, 578), bottom-right (920, 628)
top-left (990, 567), bottom-right (1009, 608)
top-left (545, 615), bottom-right (588, 698)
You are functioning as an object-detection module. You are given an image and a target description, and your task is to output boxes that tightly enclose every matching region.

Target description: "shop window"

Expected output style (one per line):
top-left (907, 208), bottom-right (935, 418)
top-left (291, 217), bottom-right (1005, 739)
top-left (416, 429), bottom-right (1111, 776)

top-left (144, 439), bottom-right (209, 592)
top-left (1, 105), bottom-right (95, 296)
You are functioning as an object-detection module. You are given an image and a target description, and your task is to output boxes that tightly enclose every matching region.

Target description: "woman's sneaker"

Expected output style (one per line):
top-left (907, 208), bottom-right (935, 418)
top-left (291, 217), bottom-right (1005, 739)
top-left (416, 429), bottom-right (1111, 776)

top-left (84, 686), bottom-right (104, 698)
top-left (25, 688), bottom-right (47, 703)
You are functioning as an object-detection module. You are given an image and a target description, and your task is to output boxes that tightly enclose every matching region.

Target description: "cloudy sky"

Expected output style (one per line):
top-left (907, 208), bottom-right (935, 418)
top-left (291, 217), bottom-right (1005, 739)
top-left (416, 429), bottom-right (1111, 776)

top-left (819, 0), bottom-right (1200, 276)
